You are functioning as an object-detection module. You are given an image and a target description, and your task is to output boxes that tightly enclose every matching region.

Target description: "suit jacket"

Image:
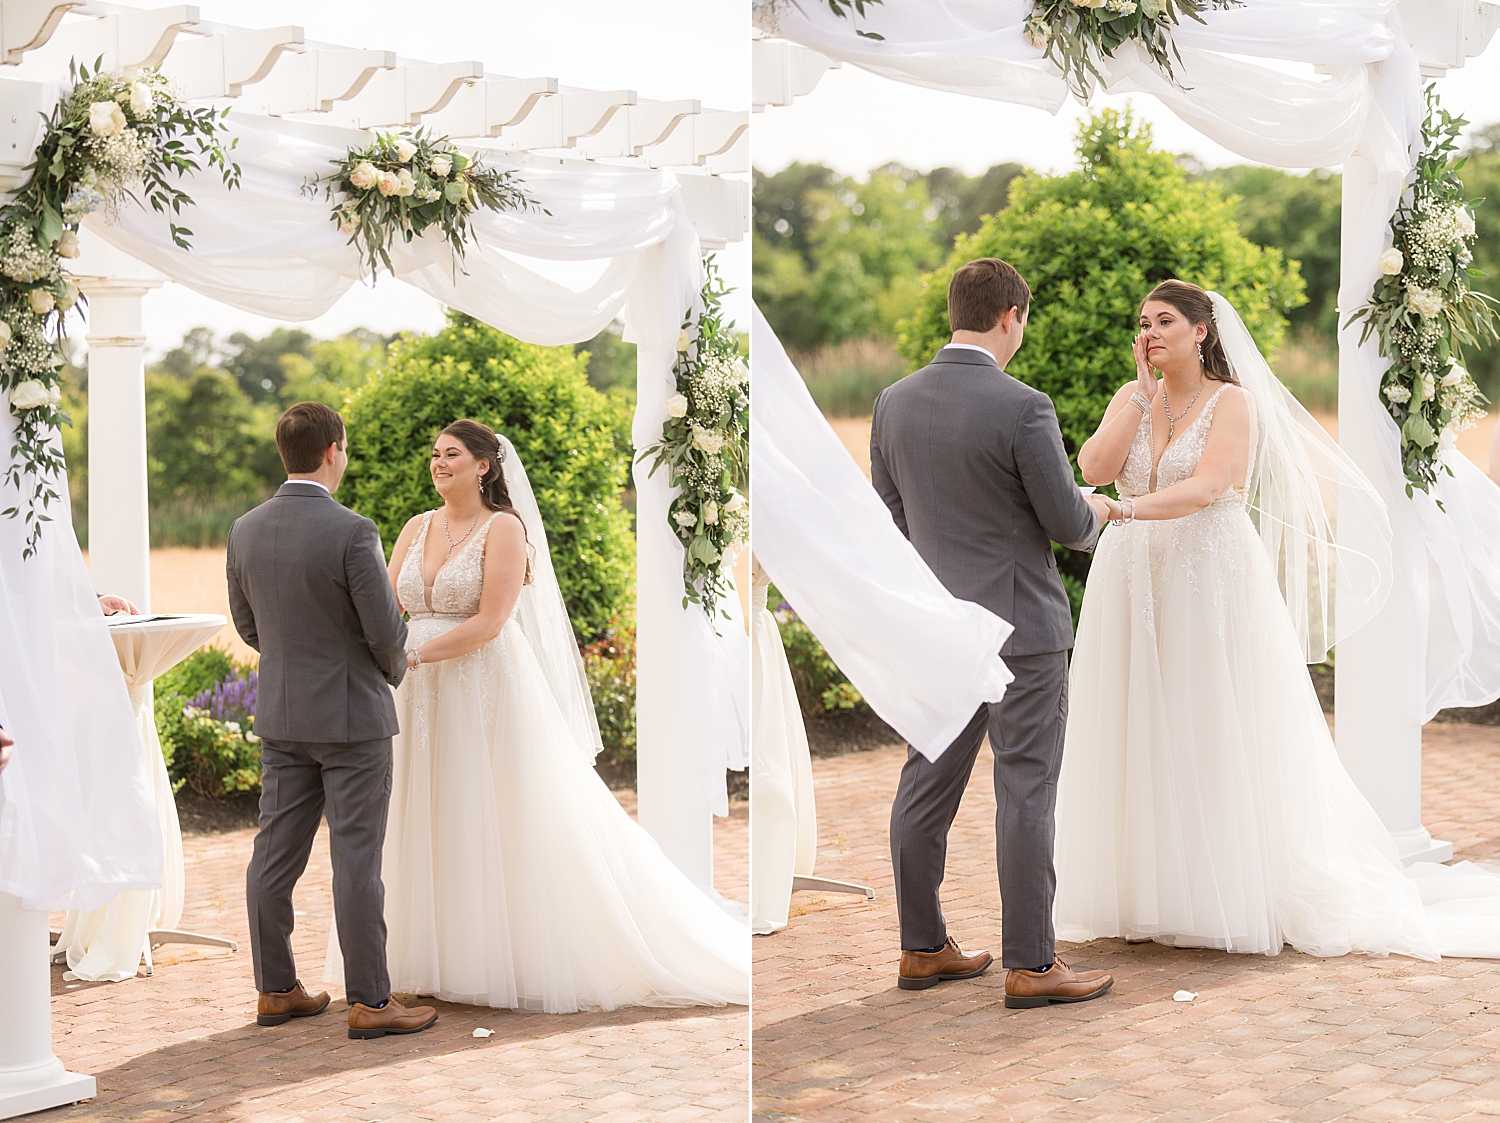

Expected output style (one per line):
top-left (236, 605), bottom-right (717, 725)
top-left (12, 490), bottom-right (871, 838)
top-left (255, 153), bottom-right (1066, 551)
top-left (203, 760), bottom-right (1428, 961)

top-left (870, 345), bottom-right (1100, 657)
top-left (226, 481), bottom-right (407, 743)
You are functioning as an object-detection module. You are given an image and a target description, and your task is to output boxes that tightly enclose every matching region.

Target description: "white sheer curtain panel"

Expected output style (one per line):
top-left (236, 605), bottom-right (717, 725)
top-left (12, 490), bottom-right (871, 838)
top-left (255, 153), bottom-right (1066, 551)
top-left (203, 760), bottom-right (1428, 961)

top-left (761, 0), bottom-right (1500, 717)
top-left (0, 414), bottom-right (161, 913)
top-left (751, 307), bottom-right (1013, 761)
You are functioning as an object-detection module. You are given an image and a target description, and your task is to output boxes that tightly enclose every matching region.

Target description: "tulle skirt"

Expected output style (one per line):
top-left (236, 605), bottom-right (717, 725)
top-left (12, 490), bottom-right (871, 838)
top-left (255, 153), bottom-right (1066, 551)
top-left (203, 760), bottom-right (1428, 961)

top-left (1055, 501), bottom-right (1446, 960)
top-left (329, 616), bottom-right (749, 1012)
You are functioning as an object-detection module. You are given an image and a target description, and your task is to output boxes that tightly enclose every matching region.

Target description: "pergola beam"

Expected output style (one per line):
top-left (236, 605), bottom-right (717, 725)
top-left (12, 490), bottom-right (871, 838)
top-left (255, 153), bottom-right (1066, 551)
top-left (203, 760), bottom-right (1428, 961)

top-left (162, 25), bottom-right (303, 100)
top-left (0, 0), bottom-right (81, 64)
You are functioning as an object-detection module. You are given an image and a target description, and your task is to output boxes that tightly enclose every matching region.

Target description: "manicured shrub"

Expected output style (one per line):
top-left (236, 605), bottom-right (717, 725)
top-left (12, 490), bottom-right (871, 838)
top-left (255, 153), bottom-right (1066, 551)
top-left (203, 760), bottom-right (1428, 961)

top-left (770, 586), bottom-right (868, 717)
top-left (340, 312), bottom-right (635, 643)
top-left (583, 610), bottom-right (636, 765)
top-left (155, 647), bottom-right (261, 798)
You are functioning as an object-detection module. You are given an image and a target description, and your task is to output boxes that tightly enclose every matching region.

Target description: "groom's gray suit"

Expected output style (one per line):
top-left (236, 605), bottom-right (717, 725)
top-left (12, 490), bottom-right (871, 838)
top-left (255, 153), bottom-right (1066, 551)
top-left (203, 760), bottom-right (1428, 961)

top-left (227, 480), bottom-right (408, 1006)
top-left (871, 344), bottom-right (1100, 969)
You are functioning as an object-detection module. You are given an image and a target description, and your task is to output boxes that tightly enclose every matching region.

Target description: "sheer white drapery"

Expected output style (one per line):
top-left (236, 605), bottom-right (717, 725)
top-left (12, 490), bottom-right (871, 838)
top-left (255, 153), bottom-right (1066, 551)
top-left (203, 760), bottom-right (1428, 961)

top-left (760, 0), bottom-right (1500, 717)
top-left (0, 414), bottom-right (161, 913)
top-left (751, 307), bottom-right (1013, 761)
top-left (82, 111), bottom-right (747, 832)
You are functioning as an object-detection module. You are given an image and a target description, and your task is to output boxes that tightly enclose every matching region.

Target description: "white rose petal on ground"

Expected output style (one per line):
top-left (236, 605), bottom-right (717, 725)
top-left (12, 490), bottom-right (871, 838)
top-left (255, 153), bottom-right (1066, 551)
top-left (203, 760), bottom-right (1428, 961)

top-left (1173, 990), bottom-right (1197, 1002)
top-left (472, 1028), bottom-right (494, 1039)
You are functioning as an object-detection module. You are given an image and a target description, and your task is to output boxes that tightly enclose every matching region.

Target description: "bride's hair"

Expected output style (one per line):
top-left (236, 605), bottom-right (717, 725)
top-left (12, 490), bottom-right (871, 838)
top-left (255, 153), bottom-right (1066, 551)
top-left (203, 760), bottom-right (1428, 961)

top-left (1142, 280), bottom-right (1239, 386)
top-left (439, 418), bottom-right (533, 585)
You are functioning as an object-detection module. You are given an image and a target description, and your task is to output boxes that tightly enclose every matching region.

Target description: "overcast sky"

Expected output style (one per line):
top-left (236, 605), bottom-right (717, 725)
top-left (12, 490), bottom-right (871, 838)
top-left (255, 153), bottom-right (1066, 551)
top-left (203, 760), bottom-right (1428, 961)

top-left (127, 0), bottom-right (749, 357)
top-left (753, 42), bottom-right (1500, 178)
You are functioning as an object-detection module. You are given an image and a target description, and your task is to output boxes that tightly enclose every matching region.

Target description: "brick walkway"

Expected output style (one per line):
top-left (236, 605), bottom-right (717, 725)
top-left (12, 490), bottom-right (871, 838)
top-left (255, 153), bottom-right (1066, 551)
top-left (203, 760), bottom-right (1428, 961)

top-left (753, 723), bottom-right (1500, 1123)
top-left (46, 789), bottom-right (748, 1123)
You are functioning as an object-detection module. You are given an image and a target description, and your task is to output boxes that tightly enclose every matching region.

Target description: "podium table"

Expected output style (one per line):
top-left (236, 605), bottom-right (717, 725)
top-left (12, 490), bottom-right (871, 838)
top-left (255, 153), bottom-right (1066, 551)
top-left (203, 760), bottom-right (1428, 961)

top-left (55, 614), bottom-right (239, 981)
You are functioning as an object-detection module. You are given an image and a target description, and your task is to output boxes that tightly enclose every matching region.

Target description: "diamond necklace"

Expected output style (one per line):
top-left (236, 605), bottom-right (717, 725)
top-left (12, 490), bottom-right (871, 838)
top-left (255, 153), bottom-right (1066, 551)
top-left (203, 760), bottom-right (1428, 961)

top-left (1160, 377), bottom-right (1206, 445)
top-left (443, 509), bottom-right (481, 561)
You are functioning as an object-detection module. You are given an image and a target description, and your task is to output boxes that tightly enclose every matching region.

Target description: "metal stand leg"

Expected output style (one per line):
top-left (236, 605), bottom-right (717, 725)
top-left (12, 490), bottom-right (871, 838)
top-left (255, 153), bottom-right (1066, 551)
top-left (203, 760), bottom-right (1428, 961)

top-left (792, 876), bottom-right (875, 901)
top-left (148, 930), bottom-right (240, 953)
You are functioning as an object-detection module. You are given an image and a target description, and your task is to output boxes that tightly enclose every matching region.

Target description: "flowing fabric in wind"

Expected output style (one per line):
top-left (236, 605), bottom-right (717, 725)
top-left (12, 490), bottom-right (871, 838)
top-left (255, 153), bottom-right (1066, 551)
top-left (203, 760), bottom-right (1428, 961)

top-left (750, 306), bottom-right (1013, 761)
top-left (0, 411), bottom-right (160, 912)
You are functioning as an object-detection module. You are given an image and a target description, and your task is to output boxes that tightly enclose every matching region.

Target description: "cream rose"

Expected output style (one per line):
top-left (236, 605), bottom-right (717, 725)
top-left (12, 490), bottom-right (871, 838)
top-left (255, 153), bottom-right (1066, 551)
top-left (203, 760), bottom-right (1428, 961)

top-left (702, 501), bottom-right (719, 526)
top-left (58, 282), bottom-right (78, 311)
top-left (691, 425), bottom-right (725, 455)
top-left (724, 490), bottom-right (746, 513)
top-left (129, 82), bottom-right (153, 118)
top-left (395, 169), bottom-right (416, 197)
top-left (349, 161), bottom-right (379, 190)
top-left (731, 357), bottom-right (749, 384)
top-left (88, 100), bottom-right (126, 137)
top-left (1378, 247), bottom-right (1404, 275)
top-left (0, 321), bottom-right (10, 350)
top-left (1418, 373), bottom-right (1436, 402)
top-left (54, 229), bottom-right (80, 259)
top-left (376, 170), bottom-right (400, 196)
top-left (430, 154), bottom-right (453, 178)
top-left (337, 209), bottom-right (358, 235)
top-left (1458, 208), bottom-right (1476, 239)
top-left (676, 329), bottom-right (692, 352)
top-left (9, 380), bottom-right (51, 410)
top-left (30, 289), bottom-right (55, 315)
top-left (394, 137), bottom-right (418, 163)
top-left (666, 393), bottom-right (689, 418)
top-left (1442, 364), bottom-right (1468, 388)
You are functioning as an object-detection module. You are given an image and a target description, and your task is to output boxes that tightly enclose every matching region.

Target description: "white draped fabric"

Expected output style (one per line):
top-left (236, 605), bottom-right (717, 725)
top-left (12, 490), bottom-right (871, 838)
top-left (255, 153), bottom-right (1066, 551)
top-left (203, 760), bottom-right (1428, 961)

top-left (751, 307), bottom-right (1013, 760)
top-left (750, 560), bottom-right (817, 936)
top-left (758, 0), bottom-right (1500, 719)
top-left (0, 414), bottom-right (161, 913)
top-left (80, 112), bottom-right (747, 831)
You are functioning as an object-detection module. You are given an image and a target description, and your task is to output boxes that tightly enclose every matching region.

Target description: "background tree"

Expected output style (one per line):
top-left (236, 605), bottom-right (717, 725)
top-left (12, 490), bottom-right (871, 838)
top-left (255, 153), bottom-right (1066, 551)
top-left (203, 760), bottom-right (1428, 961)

top-left (340, 312), bottom-right (634, 641)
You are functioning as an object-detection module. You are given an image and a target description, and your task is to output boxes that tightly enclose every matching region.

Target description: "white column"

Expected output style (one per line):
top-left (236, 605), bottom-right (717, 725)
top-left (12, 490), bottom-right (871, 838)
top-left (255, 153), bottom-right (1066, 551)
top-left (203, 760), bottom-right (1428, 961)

top-left (1335, 150), bottom-right (1453, 865)
top-left (76, 277), bottom-right (163, 612)
top-left (0, 894), bottom-right (95, 1120)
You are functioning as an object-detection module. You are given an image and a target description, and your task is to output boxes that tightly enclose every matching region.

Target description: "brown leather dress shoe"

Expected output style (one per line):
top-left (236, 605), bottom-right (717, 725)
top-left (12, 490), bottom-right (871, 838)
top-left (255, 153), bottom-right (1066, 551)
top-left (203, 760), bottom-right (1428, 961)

top-left (897, 936), bottom-right (993, 991)
top-left (257, 981), bottom-right (331, 1026)
top-left (348, 997), bottom-right (439, 1040)
top-left (1004, 956), bottom-right (1113, 1009)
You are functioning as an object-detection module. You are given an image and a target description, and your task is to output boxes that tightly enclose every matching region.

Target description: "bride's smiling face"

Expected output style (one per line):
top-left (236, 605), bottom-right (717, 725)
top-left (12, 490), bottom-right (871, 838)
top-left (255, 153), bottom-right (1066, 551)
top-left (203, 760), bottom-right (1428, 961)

top-left (1139, 299), bottom-right (1207, 374)
top-left (430, 435), bottom-right (491, 499)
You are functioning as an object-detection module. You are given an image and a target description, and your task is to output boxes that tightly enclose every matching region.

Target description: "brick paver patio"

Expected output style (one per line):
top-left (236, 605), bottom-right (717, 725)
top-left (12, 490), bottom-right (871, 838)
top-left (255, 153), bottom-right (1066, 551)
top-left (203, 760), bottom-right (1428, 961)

top-left (753, 723), bottom-right (1500, 1123)
top-left (45, 788), bottom-right (749, 1123)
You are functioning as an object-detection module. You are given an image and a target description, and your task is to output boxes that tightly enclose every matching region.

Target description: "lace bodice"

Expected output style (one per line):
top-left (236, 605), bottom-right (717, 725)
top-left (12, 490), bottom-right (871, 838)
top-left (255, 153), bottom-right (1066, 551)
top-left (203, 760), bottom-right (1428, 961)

top-left (398, 510), bottom-right (503, 619)
top-left (1117, 382), bottom-right (1241, 506)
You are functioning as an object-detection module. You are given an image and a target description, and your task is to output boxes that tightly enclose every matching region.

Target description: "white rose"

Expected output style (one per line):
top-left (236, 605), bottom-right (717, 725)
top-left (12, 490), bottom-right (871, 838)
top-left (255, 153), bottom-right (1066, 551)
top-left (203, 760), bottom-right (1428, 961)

top-left (58, 281), bottom-right (78, 311)
top-left (9, 380), bottom-right (51, 410)
top-left (30, 289), bottom-right (55, 315)
top-left (1406, 284), bottom-right (1443, 319)
top-left (376, 170), bottom-right (400, 197)
top-left (337, 209), bottom-right (358, 235)
top-left (1418, 373), bottom-right (1436, 401)
top-left (691, 425), bottom-right (725, 455)
top-left (1458, 208), bottom-right (1476, 239)
top-left (676, 329), bottom-right (692, 352)
top-left (1442, 364), bottom-right (1467, 387)
top-left (724, 490), bottom-right (746, 513)
top-left (702, 501), bottom-right (719, 526)
top-left (0, 321), bottom-right (11, 350)
top-left (129, 82), bottom-right (153, 118)
top-left (1378, 247), bottom-right (1404, 275)
top-left (349, 161), bottom-right (379, 190)
top-left (88, 100), bottom-right (124, 137)
top-left (1440, 428), bottom-right (1458, 452)
top-left (393, 137), bottom-right (418, 163)
top-left (54, 229), bottom-right (80, 258)
top-left (395, 169), bottom-right (416, 197)
top-left (666, 393), bottom-right (689, 418)
top-left (731, 357), bottom-right (749, 384)
top-left (430, 154), bottom-right (453, 178)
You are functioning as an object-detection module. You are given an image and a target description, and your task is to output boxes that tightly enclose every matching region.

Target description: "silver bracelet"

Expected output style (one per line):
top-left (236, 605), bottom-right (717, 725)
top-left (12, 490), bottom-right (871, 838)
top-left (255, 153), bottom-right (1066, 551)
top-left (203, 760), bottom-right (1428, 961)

top-left (1122, 497), bottom-right (1136, 524)
top-left (1129, 393), bottom-right (1151, 415)
top-left (408, 647), bottom-right (422, 668)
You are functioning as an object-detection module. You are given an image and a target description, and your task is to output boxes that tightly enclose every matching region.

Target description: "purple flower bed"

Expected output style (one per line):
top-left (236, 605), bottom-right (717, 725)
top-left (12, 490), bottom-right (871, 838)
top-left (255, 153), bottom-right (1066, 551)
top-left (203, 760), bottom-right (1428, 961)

top-left (190, 671), bottom-right (257, 726)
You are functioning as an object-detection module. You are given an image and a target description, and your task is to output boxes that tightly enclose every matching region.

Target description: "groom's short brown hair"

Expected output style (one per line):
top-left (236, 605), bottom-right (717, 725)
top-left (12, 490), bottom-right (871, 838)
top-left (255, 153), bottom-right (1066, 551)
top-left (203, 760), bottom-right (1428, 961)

top-left (948, 258), bottom-right (1031, 333)
top-left (276, 402), bottom-right (345, 473)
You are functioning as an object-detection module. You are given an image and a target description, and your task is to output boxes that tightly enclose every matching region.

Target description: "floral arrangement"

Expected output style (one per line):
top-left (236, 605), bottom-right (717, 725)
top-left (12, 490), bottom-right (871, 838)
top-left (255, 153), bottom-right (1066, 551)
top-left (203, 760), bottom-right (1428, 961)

top-left (638, 257), bottom-right (749, 618)
top-left (305, 128), bottom-right (542, 280)
top-left (772, 0), bottom-right (1243, 97)
top-left (1, 59), bottom-right (238, 557)
top-left (1347, 86), bottom-right (1498, 496)
top-left (155, 648), bottom-right (261, 797)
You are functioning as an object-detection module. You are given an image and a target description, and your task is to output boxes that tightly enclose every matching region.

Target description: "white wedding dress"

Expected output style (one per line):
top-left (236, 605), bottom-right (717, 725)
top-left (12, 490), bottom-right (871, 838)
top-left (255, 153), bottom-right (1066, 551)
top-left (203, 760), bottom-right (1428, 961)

top-left (1054, 375), bottom-right (1500, 961)
top-left (328, 505), bottom-right (748, 1012)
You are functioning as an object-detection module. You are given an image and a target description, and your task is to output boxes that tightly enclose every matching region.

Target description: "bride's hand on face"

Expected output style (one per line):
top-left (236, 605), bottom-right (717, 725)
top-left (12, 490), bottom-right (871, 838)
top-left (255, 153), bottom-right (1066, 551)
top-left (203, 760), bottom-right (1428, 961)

top-left (1134, 331), bottom-right (1158, 402)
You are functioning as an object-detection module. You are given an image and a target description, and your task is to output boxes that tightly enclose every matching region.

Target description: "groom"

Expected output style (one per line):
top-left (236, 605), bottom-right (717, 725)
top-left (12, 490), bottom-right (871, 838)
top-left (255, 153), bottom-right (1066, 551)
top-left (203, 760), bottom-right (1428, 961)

top-left (227, 402), bottom-right (437, 1039)
top-left (871, 258), bottom-right (1117, 1008)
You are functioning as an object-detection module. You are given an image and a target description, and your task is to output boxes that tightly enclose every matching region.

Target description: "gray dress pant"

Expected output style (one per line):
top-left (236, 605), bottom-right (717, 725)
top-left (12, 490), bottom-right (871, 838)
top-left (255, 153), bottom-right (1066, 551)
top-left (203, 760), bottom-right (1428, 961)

top-left (246, 737), bottom-right (392, 1007)
top-left (889, 651), bottom-right (1069, 969)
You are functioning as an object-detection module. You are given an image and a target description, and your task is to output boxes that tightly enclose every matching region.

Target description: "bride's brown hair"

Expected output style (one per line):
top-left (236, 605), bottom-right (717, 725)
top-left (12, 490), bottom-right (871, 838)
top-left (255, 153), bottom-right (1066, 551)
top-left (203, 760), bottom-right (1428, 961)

top-left (1142, 279), bottom-right (1239, 386)
top-left (439, 418), bottom-right (533, 584)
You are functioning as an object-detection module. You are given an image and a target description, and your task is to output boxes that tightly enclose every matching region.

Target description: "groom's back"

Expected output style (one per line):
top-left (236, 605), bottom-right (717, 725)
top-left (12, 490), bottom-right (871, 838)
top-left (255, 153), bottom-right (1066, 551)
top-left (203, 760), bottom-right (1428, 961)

top-left (870, 347), bottom-right (1095, 656)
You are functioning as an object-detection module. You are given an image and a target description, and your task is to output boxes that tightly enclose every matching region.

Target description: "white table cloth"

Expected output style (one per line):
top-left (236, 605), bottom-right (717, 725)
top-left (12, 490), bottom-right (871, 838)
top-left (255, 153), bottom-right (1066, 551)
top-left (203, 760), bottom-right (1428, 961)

top-left (56, 614), bottom-right (226, 982)
top-left (750, 561), bottom-right (818, 935)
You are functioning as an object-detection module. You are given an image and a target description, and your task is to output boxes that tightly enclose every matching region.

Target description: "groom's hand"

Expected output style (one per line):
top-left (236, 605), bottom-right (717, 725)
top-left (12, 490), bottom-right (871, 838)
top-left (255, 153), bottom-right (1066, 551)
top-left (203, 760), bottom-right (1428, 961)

top-left (1085, 494), bottom-right (1116, 526)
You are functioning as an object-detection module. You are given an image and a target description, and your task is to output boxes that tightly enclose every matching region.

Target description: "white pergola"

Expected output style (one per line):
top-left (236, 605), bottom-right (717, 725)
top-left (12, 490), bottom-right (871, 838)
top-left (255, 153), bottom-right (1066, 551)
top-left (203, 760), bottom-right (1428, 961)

top-left (752, 0), bottom-right (1499, 870)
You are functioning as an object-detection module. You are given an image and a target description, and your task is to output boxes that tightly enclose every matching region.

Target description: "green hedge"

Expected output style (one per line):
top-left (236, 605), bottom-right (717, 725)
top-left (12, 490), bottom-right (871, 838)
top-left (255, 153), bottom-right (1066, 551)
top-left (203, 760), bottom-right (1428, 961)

top-left (154, 648), bottom-right (261, 799)
top-left (340, 312), bottom-right (635, 642)
top-left (769, 585), bottom-right (867, 717)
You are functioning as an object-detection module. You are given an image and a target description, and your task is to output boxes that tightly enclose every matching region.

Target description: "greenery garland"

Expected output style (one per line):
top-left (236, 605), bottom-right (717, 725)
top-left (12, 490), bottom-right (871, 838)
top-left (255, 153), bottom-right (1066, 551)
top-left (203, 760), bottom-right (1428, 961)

top-left (762, 0), bottom-right (1243, 98)
top-left (1347, 86), bottom-right (1499, 496)
top-left (638, 257), bottom-right (749, 617)
top-left (1, 59), bottom-right (238, 557)
top-left (305, 128), bottom-right (542, 279)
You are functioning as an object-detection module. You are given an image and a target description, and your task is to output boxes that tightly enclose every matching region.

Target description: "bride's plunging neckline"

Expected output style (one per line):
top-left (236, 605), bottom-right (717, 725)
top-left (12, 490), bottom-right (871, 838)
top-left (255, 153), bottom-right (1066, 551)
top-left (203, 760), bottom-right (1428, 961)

top-left (1146, 382), bottom-right (1227, 493)
top-left (415, 509), bottom-right (488, 613)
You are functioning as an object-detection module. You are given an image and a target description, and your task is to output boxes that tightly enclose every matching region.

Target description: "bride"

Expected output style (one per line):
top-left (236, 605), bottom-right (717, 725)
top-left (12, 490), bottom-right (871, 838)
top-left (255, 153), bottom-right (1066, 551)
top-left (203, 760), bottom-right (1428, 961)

top-left (1053, 279), bottom-right (1500, 961)
top-left (328, 419), bottom-right (748, 1012)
